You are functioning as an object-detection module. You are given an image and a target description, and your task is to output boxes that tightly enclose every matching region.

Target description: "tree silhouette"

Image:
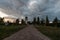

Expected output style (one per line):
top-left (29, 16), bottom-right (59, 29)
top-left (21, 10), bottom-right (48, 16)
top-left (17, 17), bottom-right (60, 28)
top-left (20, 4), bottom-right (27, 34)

top-left (0, 17), bottom-right (4, 24)
top-left (21, 19), bottom-right (26, 25)
top-left (46, 16), bottom-right (49, 26)
top-left (16, 19), bottom-right (19, 24)
top-left (36, 17), bottom-right (40, 25)
top-left (41, 18), bottom-right (44, 25)
top-left (33, 17), bottom-right (36, 24)
top-left (25, 16), bottom-right (28, 24)
top-left (53, 17), bottom-right (58, 26)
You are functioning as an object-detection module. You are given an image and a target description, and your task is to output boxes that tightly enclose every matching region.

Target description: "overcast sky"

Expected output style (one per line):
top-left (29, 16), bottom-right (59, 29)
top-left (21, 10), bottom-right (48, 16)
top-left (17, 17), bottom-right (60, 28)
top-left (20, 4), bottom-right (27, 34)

top-left (0, 0), bottom-right (60, 21)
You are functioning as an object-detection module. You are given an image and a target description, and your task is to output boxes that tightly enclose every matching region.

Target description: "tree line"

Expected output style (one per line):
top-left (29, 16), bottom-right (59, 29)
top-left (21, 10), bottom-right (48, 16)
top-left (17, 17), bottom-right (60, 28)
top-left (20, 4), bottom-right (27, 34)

top-left (0, 16), bottom-right (59, 27)
top-left (25, 16), bottom-right (60, 27)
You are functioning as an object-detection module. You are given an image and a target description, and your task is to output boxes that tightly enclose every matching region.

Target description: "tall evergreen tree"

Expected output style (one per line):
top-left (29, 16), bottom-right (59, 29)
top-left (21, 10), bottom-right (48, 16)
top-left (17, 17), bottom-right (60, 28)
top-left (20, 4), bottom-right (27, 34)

top-left (25, 16), bottom-right (28, 21)
top-left (25, 16), bottom-right (28, 24)
top-left (37, 17), bottom-right (40, 24)
top-left (53, 17), bottom-right (58, 26)
top-left (33, 17), bottom-right (36, 24)
top-left (46, 16), bottom-right (49, 26)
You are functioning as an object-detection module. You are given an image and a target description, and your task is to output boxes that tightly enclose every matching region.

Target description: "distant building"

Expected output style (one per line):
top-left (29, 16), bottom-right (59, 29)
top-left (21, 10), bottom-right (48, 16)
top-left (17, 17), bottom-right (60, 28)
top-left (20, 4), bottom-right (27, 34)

top-left (3, 17), bottom-right (17, 23)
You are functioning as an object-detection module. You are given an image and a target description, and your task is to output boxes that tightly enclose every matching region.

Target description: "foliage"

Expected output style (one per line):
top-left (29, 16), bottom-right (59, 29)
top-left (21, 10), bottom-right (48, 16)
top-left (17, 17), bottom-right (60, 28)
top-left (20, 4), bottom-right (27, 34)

top-left (25, 16), bottom-right (28, 21)
top-left (46, 16), bottom-right (49, 26)
top-left (21, 19), bottom-right (26, 25)
top-left (53, 17), bottom-right (58, 26)
top-left (0, 17), bottom-right (4, 24)
top-left (41, 18), bottom-right (44, 25)
top-left (35, 25), bottom-right (60, 40)
top-left (16, 19), bottom-right (19, 24)
top-left (32, 17), bottom-right (36, 24)
top-left (0, 25), bottom-right (26, 40)
top-left (36, 17), bottom-right (40, 25)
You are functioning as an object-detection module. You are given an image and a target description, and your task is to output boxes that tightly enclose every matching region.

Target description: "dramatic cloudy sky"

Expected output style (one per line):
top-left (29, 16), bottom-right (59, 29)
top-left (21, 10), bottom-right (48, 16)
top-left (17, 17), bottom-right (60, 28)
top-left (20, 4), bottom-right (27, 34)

top-left (0, 0), bottom-right (60, 21)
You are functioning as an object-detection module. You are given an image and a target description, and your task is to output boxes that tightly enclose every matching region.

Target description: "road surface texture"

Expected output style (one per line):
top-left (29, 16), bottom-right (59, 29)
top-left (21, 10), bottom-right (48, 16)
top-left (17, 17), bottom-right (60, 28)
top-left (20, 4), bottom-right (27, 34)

top-left (3, 25), bottom-right (51, 40)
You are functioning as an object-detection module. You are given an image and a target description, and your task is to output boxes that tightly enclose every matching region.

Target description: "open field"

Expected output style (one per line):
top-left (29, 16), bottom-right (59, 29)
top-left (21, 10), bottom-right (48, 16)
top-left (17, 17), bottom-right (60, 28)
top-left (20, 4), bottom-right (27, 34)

top-left (35, 25), bottom-right (60, 40)
top-left (0, 24), bottom-right (26, 40)
top-left (3, 25), bottom-right (50, 40)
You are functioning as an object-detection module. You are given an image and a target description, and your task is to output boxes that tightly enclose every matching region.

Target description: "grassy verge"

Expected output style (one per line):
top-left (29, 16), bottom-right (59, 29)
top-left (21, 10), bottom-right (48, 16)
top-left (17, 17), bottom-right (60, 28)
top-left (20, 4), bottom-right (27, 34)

top-left (35, 25), bottom-right (60, 40)
top-left (0, 24), bottom-right (26, 40)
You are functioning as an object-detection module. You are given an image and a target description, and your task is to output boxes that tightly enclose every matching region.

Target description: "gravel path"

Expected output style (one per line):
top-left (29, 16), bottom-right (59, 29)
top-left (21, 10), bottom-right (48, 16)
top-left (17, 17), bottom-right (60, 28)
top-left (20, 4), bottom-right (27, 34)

top-left (3, 25), bottom-right (51, 40)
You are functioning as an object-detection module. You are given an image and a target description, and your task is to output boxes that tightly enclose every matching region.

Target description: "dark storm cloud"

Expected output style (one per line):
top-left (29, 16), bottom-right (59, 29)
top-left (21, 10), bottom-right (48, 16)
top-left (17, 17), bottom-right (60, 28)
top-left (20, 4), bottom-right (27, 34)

top-left (0, 0), bottom-right (60, 20)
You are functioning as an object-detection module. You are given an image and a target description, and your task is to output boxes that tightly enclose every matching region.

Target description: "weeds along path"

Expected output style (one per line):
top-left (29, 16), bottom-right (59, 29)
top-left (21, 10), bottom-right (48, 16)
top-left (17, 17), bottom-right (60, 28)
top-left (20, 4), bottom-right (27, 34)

top-left (3, 25), bottom-right (51, 40)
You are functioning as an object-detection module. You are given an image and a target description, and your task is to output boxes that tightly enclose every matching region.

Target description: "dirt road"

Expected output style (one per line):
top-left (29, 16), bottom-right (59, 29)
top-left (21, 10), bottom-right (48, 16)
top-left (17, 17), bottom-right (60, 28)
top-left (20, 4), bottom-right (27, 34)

top-left (3, 25), bottom-right (51, 40)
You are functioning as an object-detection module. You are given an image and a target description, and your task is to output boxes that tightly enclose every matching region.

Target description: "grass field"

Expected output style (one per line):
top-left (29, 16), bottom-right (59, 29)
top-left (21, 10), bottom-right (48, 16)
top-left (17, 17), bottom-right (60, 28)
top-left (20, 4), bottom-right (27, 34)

top-left (0, 24), bottom-right (26, 40)
top-left (35, 25), bottom-right (60, 40)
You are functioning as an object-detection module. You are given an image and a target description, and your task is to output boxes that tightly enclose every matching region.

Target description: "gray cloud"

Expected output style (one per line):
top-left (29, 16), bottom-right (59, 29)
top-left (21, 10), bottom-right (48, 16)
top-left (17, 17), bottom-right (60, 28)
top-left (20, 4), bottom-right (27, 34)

top-left (0, 0), bottom-right (60, 21)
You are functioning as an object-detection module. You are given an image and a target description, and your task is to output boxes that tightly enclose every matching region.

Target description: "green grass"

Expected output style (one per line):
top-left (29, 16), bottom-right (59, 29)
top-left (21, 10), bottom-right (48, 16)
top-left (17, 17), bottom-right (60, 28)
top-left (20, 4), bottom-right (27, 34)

top-left (0, 24), bottom-right (26, 40)
top-left (35, 25), bottom-right (60, 40)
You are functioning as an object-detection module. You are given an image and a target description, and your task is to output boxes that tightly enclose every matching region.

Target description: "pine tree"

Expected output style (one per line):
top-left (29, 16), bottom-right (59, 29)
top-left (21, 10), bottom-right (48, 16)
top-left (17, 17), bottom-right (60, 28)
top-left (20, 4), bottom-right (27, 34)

top-left (25, 16), bottom-right (28, 24)
top-left (33, 17), bottom-right (36, 24)
top-left (53, 17), bottom-right (58, 26)
top-left (46, 16), bottom-right (49, 26)
top-left (37, 17), bottom-right (40, 25)
top-left (25, 16), bottom-right (28, 21)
